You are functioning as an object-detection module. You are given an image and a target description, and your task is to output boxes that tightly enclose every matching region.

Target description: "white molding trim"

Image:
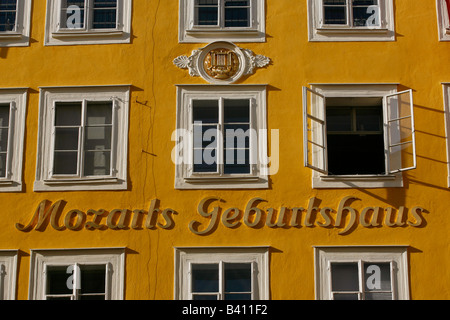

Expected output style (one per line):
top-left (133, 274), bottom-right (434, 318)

top-left (436, 0), bottom-right (450, 41)
top-left (0, 250), bottom-right (18, 300)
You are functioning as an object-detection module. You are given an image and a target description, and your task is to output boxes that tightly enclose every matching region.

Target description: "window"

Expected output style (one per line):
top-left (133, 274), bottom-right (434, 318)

top-left (34, 86), bottom-right (130, 191)
top-left (307, 0), bottom-right (395, 41)
top-left (0, 88), bottom-right (27, 192)
top-left (314, 246), bottom-right (410, 300)
top-left (303, 84), bottom-right (417, 189)
top-left (45, 0), bottom-right (132, 46)
top-left (0, 0), bottom-right (32, 47)
top-left (175, 85), bottom-right (269, 189)
top-left (0, 250), bottom-right (18, 300)
top-left (174, 247), bottom-right (269, 300)
top-left (179, 0), bottom-right (265, 43)
top-left (29, 248), bottom-right (125, 300)
top-left (441, 83), bottom-right (450, 187)
top-left (437, 0), bottom-right (450, 41)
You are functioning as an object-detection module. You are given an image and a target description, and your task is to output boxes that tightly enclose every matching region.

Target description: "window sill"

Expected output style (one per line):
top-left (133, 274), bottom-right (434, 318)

top-left (316, 27), bottom-right (389, 34)
top-left (313, 173), bottom-right (403, 189)
top-left (181, 29), bottom-right (265, 43)
top-left (0, 32), bottom-right (23, 40)
top-left (176, 176), bottom-right (268, 189)
top-left (0, 180), bottom-right (14, 186)
top-left (309, 27), bottom-right (395, 42)
top-left (34, 177), bottom-right (127, 191)
top-left (43, 177), bottom-right (119, 185)
top-left (52, 30), bottom-right (124, 39)
top-left (320, 174), bottom-right (397, 181)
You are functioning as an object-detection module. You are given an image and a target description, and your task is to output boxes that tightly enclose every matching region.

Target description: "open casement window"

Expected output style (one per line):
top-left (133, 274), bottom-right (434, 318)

top-left (29, 248), bottom-right (125, 300)
top-left (175, 85), bottom-right (268, 190)
top-left (34, 86), bottom-right (129, 191)
top-left (314, 246), bottom-right (410, 300)
top-left (437, 0), bottom-right (450, 40)
top-left (179, 0), bottom-right (265, 43)
top-left (44, 263), bottom-right (111, 300)
top-left (307, 0), bottom-right (395, 41)
top-left (303, 86), bottom-right (416, 188)
top-left (0, 0), bottom-right (32, 47)
top-left (174, 247), bottom-right (270, 300)
top-left (45, 0), bottom-right (132, 45)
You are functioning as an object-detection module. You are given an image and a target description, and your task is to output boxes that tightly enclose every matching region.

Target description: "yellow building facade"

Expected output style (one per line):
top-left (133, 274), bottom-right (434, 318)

top-left (0, 0), bottom-right (449, 301)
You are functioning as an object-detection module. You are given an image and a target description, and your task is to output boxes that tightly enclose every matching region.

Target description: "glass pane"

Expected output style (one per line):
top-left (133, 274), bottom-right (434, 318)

top-left (55, 102), bottom-right (82, 126)
top-left (0, 152), bottom-right (6, 178)
top-left (46, 266), bottom-right (73, 295)
top-left (364, 263), bottom-right (391, 291)
top-left (323, 0), bottom-right (347, 25)
top-left (0, 0), bottom-right (17, 31)
top-left (55, 128), bottom-right (79, 151)
top-left (192, 264), bottom-right (219, 293)
top-left (79, 294), bottom-right (106, 300)
top-left (365, 292), bottom-right (392, 300)
top-left (53, 151), bottom-right (78, 175)
top-left (331, 262), bottom-right (359, 292)
top-left (47, 296), bottom-right (72, 300)
top-left (326, 107), bottom-right (352, 132)
top-left (224, 148), bottom-right (250, 174)
top-left (84, 151), bottom-right (111, 176)
top-left (84, 126), bottom-right (112, 150)
top-left (195, 0), bottom-right (219, 26)
top-left (80, 265), bottom-right (106, 294)
top-left (225, 9), bottom-right (249, 27)
top-left (356, 107), bottom-right (382, 132)
top-left (193, 148), bottom-right (217, 173)
top-left (224, 263), bottom-right (252, 293)
top-left (193, 294), bottom-right (218, 300)
top-left (333, 293), bottom-right (359, 300)
top-left (0, 128), bottom-right (8, 152)
top-left (60, 0), bottom-right (85, 29)
top-left (86, 101), bottom-right (113, 125)
top-left (93, 0), bottom-right (117, 29)
top-left (225, 293), bottom-right (252, 300)
top-left (194, 124), bottom-right (217, 149)
top-left (352, 0), bottom-right (379, 27)
top-left (225, 124), bottom-right (250, 149)
top-left (193, 100), bottom-right (219, 123)
top-left (0, 104), bottom-right (10, 127)
top-left (224, 99), bottom-right (250, 123)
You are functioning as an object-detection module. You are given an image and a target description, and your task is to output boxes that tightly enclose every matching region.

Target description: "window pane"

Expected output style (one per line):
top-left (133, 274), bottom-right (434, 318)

top-left (195, 0), bottom-right (219, 26)
top-left (46, 266), bottom-right (72, 295)
top-left (80, 265), bottom-right (106, 294)
top-left (55, 102), bottom-right (82, 126)
top-left (224, 99), bottom-right (250, 123)
top-left (323, 0), bottom-right (347, 25)
top-left (55, 128), bottom-right (79, 151)
top-left (356, 107), bottom-right (382, 132)
top-left (84, 126), bottom-right (112, 151)
top-left (224, 148), bottom-right (250, 174)
top-left (364, 263), bottom-right (391, 291)
top-left (193, 294), bottom-right (218, 300)
top-left (79, 295), bottom-right (106, 300)
top-left (0, 128), bottom-right (8, 152)
top-left (0, 152), bottom-right (6, 178)
top-left (0, 0), bottom-right (17, 31)
top-left (0, 104), bottom-right (10, 127)
top-left (331, 262), bottom-right (359, 292)
top-left (333, 293), bottom-right (359, 300)
top-left (225, 293), bottom-right (252, 300)
top-left (225, 0), bottom-right (250, 27)
top-left (194, 124), bottom-right (218, 149)
top-left (60, 0), bottom-right (85, 29)
top-left (193, 100), bottom-right (219, 123)
top-left (327, 108), bottom-right (352, 132)
top-left (86, 101), bottom-right (113, 125)
top-left (224, 263), bottom-right (252, 293)
top-left (84, 151), bottom-right (111, 176)
top-left (365, 292), bottom-right (392, 300)
top-left (192, 264), bottom-right (219, 293)
top-left (93, 0), bottom-right (117, 29)
top-left (53, 151), bottom-right (78, 175)
top-left (194, 148), bottom-right (217, 173)
top-left (225, 124), bottom-right (250, 149)
top-left (352, 0), bottom-right (379, 27)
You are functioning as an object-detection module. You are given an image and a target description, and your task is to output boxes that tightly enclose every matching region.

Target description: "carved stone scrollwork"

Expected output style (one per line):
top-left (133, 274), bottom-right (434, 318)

top-left (173, 41), bottom-right (271, 84)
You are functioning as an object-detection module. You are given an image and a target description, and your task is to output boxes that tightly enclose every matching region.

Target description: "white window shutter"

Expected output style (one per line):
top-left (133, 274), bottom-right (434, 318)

top-left (385, 89), bottom-right (417, 174)
top-left (303, 87), bottom-right (328, 175)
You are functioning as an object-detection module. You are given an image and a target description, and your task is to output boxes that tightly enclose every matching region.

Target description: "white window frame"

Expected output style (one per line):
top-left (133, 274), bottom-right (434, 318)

top-left (29, 248), bottom-right (125, 300)
top-left (0, 250), bottom-right (18, 300)
top-left (307, 0), bottom-right (395, 42)
top-left (303, 84), bottom-right (416, 189)
top-left (0, 88), bottom-right (27, 192)
top-left (314, 246), bottom-right (410, 300)
top-left (0, 0), bottom-right (32, 47)
top-left (441, 83), bottom-right (450, 187)
top-left (436, 0), bottom-right (450, 41)
top-left (175, 85), bottom-right (268, 189)
top-left (34, 85), bottom-right (130, 191)
top-left (44, 0), bottom-right (132, 46)
top-left (174, 246), bottom-right (269, 300)
top-left (179, 0), bottom-right (265, 43)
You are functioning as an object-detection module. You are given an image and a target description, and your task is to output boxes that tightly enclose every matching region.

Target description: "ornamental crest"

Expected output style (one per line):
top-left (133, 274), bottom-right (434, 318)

top-left (173, 41), bottom-right (271, 84)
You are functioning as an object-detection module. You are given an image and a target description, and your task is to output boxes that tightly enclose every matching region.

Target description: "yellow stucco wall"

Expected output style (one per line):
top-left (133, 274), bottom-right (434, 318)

top-left (0, 0), bottom-right (449, 300)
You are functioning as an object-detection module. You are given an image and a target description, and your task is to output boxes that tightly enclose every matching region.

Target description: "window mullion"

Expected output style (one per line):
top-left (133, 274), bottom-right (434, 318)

top-left (79, 100), bottom-right (87, 178)
top-left (73, 263), bottom-right (80, 300)
top-left (219, 0), bottom-right (225, 28)
top-left (219, 261), bottom-right (224, 300)
top-left (358, 260), bottom-right (364, 300)
top-left (219, 98), bottom-right (224, 176)
top-left (348, 0), bottom-right (353, 27)
top-left (85, 0), bottom-right (91, 31)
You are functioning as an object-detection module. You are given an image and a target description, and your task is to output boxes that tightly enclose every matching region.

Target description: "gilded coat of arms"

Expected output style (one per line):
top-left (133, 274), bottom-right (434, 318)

top-left (203, 48), bottom-right (240, 80)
